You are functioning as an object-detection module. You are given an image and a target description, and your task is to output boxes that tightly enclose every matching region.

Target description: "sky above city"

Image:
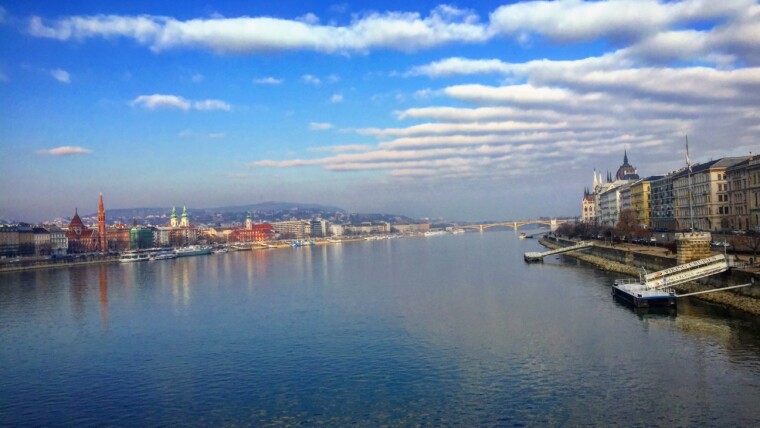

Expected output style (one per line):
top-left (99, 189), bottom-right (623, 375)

top-left (1, 0), bottom-right (758, 222)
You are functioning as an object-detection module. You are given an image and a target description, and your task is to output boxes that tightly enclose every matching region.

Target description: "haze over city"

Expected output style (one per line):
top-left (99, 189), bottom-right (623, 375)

top-left (1, 0), bottom-right (758, 222)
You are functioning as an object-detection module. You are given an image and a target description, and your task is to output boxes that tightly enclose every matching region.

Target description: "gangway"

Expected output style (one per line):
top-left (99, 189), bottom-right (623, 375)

top-left (524, 241), bottom-right (593, 262)
top-left (643, 254), bottom-right (729, 289)
top-left (611, 254), bottom-right (753, 308)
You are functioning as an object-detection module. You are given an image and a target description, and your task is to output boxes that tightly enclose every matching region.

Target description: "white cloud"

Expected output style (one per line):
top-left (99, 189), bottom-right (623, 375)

top-left (193, 99), bottom-right (232, 111)
top-left (131, 94), bottom-right (232, 111)
top-left (309, 122), bottom-right (333, 130)
top-left (310, 144), bottom-right (373, 152)
top-left (330, 93), bottom-right (343, 103)
top-left (488, 0), bottom-right (753, 43)
top-left (254, 76), bottom-right (283, 85)
top-left (132, 94), bottom-right (191, 110)
top-left (27, 5), bottom-right (487, 54)
top-left (50, 68), bottom-right (70, 83)
top-left (36, 146), bottom-right (91, 156)
top-left (301, 74), bottom-right (321, 85)
top-left (191, 73), bottom-right (204, 83)
top-left (207, 132), bottom-right (226, 138)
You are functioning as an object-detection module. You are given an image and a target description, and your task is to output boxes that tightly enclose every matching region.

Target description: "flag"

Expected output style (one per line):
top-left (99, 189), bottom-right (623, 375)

top-left (685, 135), bottom-right (692, 173)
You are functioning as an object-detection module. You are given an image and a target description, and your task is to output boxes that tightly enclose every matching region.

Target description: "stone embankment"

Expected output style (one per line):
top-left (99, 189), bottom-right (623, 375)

top-left (539, 237), bottom-right (760, 316)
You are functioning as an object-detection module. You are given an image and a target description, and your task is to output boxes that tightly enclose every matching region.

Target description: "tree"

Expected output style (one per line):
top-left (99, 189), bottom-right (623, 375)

top-left (615, 208), bottom-right (639, 239)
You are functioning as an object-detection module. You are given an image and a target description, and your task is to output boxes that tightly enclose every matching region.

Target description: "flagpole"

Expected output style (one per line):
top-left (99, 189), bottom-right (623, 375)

top-left (686, 135), bottom-right (694, 232)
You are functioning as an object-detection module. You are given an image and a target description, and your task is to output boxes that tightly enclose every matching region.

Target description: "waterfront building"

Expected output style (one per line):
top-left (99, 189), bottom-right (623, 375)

top-left (630, 176), bottom-right (662, 229)
top-left (746, 157), bottom-right (760, 231)
top-left (271, 220), bottom-right (310, 239)
top-left (310, 219), bottom-right (328, 237)
top-left (66, 209), bottom-right (97, 253)
top-left (392, 223), bottom-right (430, 234)
top-left (231, 224), bottom-right (275, 242)
top-left (727, 158), bottom-right (751, 231)
top-left (344, 222), bottom-right (391, 235)
top-left (329, 224), bottom-right (344, 236)
top-left (598, 186), bottom-right (620, 226)
top-left (153, 227), bottom-right (173, 247)
top-left (16, 225), bottom-right (35, 257)
top-left (46, 225), bottom-right (68, 255)
top-left (581, 187), bottom-right (595, 224)
top-left (649, 168), bottom-right (685, 231)
top-left (0, 224), bottom-right (19, 257)
top-left (619, 182), bottom-right (634, 213)
top-left (129, 226), bottom-right (154, 249)
top-left (32, 227), bottom-right (51, 256)
top-left (672, 157), bottom-right (748, 232)
top-left (206, 226), bottom-right (235, 242)
top-left (245, 213), bottom-right (253, 229)
top-left (106, 225), bottom-right (130, 252)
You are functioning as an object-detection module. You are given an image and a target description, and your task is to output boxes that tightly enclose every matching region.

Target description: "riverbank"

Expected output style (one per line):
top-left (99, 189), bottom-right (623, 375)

top-left (539, 236), bottom-right (760, 316)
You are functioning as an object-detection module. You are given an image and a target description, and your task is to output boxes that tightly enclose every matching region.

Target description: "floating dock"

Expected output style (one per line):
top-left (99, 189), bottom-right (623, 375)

top-left (524, 241), bottom-right (594, 262)
top-left (611, 254), bottom-right (754, 308)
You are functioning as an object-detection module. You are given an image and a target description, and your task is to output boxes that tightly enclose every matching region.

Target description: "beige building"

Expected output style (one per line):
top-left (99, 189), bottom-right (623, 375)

top-left (727, 158), bottom-right (751, 231)
top-left (745, 157), bottom-right (760, 231)
top-left (581, 194), bottom-right (595, 223)
top-left (673, 157), bottom-right (748, 232)
top-left (271, 220), bottom-right (310, 239)
top-left (631, 176), bottom-right (661, 229)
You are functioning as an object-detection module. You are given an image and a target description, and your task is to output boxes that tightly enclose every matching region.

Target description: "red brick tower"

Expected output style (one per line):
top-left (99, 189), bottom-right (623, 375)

top-left (98, 193), bottom-right (108, 252)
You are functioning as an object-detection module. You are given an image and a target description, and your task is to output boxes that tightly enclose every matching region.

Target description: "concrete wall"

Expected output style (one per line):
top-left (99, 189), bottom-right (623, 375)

top-left (545, 236), bottom-right (758, 298)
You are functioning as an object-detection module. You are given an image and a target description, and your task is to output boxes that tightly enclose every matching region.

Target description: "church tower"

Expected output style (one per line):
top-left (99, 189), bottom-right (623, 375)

top-left (98, 193), bottom-right (107, 252)
top-left (245, 212), bottom-right (252, 229)
top-left (615, 149), bottom-right (639, 180)
top-left (170, 207), bottom-right (178, 227)
top-left (180, 206), bottom-right (189, 227)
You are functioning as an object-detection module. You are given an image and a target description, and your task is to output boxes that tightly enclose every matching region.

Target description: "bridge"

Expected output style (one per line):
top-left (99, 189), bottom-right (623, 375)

top-left (456, 218), bottom-right (572, 233)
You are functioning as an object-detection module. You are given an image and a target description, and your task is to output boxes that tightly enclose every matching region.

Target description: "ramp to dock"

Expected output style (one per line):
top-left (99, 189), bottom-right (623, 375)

top-left (643, 254), bottom-right (729, 289)
top-left (524, 241), bottom-right (593, 262)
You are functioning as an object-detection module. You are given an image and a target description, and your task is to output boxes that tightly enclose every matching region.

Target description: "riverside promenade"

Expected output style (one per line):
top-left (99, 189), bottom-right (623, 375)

top-left (539, 235), bottom-right (760, 316)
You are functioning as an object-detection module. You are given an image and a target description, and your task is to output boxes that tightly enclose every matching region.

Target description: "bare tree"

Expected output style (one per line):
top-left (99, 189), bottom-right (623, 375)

top-left (615, 208), bottom-right (640, 239)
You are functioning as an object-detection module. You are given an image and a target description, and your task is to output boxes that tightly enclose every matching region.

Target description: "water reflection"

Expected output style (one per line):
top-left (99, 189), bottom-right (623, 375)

top-left (1, 233), bottom-right (759, 426)
top-left (99, 265), bottom-right (108, 332)
top-left (68, 268), bottom-right (88, 322)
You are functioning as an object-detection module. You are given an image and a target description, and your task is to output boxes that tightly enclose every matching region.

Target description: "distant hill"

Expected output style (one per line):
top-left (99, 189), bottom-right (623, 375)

top-left (89, 201), bottom-right (346, 219)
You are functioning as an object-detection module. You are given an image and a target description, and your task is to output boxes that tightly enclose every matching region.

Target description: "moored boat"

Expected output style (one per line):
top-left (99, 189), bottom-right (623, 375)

top-left (175, 245), bottom-right (213, 257)
top-left (119, 251), bottom-right (150, 263)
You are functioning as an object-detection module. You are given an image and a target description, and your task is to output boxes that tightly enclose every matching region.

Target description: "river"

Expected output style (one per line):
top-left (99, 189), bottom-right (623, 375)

top-left (1, 231), bottom-right (759, 426)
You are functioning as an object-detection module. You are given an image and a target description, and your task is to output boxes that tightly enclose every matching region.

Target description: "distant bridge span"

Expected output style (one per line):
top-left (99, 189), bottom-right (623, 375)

top-left (456, 219), bottom-right (572, 232)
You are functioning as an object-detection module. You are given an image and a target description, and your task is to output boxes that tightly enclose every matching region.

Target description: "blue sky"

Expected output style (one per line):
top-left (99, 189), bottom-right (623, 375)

top-left (1, 1), bottom-right (758, 222)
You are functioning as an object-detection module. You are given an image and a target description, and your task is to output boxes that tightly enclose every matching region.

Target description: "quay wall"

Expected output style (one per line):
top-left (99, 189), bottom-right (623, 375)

top-left (540, 236), bottom-right (760, 315)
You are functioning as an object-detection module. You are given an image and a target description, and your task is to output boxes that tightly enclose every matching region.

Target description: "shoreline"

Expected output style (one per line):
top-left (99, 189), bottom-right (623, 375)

top-left (538, 237), bottom-right (760, 316)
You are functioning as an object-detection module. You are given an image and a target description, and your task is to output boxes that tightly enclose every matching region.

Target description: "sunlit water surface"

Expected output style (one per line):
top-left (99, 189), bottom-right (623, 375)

top-left (2, 231), bottom-right (760, 426)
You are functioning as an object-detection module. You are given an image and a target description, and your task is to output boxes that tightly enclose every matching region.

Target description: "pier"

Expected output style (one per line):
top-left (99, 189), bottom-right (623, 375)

top-left (524, 241), bottom-right (594, 262)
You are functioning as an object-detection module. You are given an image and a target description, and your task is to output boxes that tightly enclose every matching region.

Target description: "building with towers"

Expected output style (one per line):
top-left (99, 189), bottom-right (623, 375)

top-left (98, 193), bottom-right (108, 252)
top-left (615, 149), bottom-right (640, 181)
top-left (180, 206), bottom-right (189, 227)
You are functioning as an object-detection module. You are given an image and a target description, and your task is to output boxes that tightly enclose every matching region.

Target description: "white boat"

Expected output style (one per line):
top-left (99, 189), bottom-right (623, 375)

top-left (175, 245), bottom-right (213, 257)
top-left (519, 232), bottom-right (527, 240)
top-left (424, 230), bottom-right (447, 237)
top-left (119, 251), bottom-right (150, 263)
top-left (152, 249), bottom-right (177, 260)
top-left (214, 247), bottom-right (228, 254)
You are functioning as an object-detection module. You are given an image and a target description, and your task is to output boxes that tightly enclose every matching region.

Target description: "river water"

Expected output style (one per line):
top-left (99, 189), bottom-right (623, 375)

top-left (1, 231), bottom-right (759, 426)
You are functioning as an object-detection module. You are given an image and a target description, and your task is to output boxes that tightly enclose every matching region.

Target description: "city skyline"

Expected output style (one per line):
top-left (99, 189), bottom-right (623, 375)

top-left (1, 1), bottom-right (758, 222)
